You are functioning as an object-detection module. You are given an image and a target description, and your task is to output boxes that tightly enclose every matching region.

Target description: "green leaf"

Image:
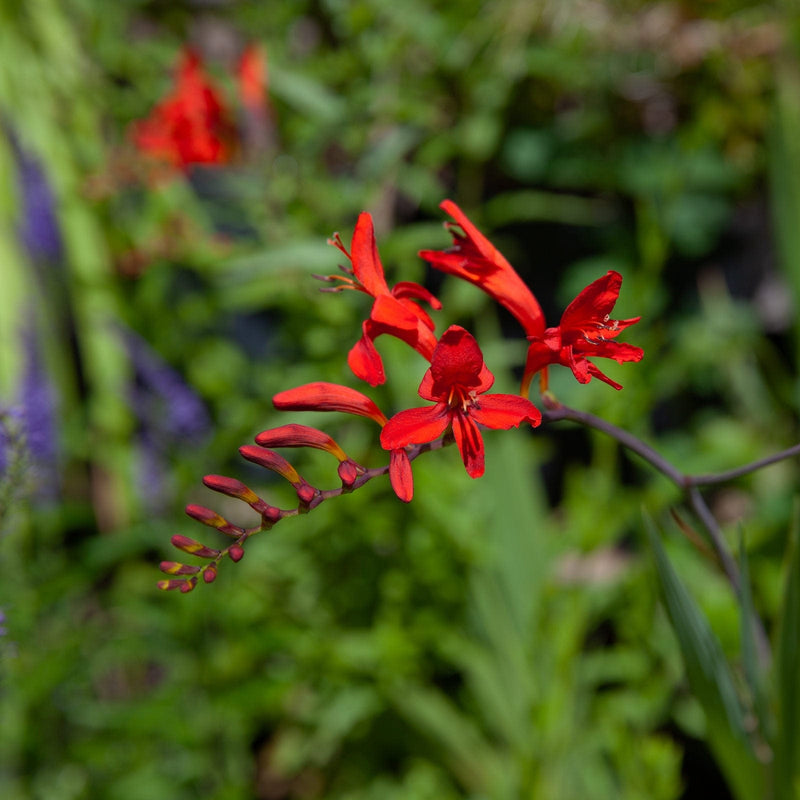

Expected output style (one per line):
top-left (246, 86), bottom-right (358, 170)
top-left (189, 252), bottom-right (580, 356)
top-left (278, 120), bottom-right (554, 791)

top-left (737, 530), bottom-right (773, 752)
top-left (389, 683), bottom-right (511, 797)
top-left (645, 513), bottom-right (764, 800)
top-left (773, 505), bottom-right (800, 799)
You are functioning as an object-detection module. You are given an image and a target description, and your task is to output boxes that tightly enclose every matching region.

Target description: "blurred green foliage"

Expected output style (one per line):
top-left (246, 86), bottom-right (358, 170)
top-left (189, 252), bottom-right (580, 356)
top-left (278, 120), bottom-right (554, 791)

top-left (1, 1), bottom-right (799, 798)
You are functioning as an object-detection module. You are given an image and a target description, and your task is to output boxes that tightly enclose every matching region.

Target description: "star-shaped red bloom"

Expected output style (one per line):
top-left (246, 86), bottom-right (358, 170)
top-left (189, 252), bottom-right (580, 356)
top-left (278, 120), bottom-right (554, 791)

top-left (380, 326), bottom-right (541, 479)
top-left (320, 213), bottom-right (442, 386)
top-left (419, 200), bottom-right (544, 338)
top-left (131, 48), bottom-right (230, 169)
top-left (522, 270), bottom-right (643, 393)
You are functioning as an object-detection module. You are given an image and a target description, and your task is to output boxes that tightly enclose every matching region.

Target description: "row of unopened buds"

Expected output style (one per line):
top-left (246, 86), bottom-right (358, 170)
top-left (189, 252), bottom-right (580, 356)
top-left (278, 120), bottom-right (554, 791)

top-left (157, 417), bottom-right (439, 592)
top-left (160, 200), bottom-right (642, 592)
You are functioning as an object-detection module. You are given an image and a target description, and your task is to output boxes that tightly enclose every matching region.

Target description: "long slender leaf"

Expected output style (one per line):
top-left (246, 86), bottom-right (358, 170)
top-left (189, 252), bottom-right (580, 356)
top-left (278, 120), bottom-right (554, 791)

top-left (737, 530), bottom-right (773, 755)
top-left (389, 682), bottom-right (512, 798)
top-left (773, 505), bottom-right (800, 800)
top-left (645, 513), bottom-right (764, 800)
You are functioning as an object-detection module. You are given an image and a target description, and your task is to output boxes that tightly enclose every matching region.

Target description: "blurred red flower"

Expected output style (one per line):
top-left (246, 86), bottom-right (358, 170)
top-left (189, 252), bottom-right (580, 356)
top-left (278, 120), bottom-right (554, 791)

top-left (380, 326), bottom-right (541, 479)
top-left (131, 48), bottom-right (230, 169)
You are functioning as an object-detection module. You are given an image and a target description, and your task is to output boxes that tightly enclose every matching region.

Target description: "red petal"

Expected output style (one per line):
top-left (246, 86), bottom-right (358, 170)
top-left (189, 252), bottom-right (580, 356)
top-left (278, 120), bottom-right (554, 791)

top-left (564, 346), bottom-right (593, 384)
top-left (559, 271), bottom-right (623, 331)
top-left (392, 281), bottom-right (442, 311)
top-left (351, 212), bottom-right (390, 297)
top-left (584, 362), bottom-right (624, 390)
top-left (429, 326), bottom-right (494, 394)
top-left (370, 293), bottom-right (420, 334)
top-left (389, 449), bottom-right (414, 502)
top-left (573, 340), bottom-right (644, 364)
top-left (419, 200), bottom-right (545, 337)
top-left (522, 340), bottom-right (555, 386)
top-left (418, 368), bottom-right (436, 401)
top-left (439, 200), bottom-right (513, 276)
top-left (347, 330), bottom-right (386, 386)
top-left (272, 382), bottom-right (387, 425)
top-left (451, 412), bottom-right (484, 478)
top-left (470, 394), bottom-right (542, 429)
top-left (380, 404), bottom-right (450, 449)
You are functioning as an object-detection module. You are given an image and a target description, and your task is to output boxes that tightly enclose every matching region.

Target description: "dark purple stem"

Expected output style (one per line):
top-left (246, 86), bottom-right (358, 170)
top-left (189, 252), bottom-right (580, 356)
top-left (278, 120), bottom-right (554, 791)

top-left (542, 403), bottom-right (782, 667)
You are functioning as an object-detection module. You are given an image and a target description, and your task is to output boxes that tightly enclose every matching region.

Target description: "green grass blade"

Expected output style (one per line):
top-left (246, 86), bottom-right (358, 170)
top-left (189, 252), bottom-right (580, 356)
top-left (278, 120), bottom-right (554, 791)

top-left (773, 505), bottom-right (800, 799)
top-left (737, 530), bottom-right (773, 755)
top-left (645, 513), bottom-right (764, 800)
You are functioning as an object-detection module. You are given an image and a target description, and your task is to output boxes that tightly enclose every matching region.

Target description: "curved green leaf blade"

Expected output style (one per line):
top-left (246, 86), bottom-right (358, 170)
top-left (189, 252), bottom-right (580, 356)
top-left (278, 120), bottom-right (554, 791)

top-left (645, 513), bottom-right (765, 800)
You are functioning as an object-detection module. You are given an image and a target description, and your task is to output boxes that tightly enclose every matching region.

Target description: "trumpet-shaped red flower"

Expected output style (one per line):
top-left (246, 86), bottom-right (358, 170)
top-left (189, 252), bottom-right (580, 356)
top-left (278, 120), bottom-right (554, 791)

top-left (273, 381), bottom-right (414, 502)
top-left (319, 213), bottom-right (441, 386)
top-left (132, 48), bottom-right (230, 169)
top-left (421, 201), bottom-right (642, 395)
top-left (419, 200), bottom-right (545, 338)
top-left (380, 326), bottom-right (541, 479)
top-left (522, 271), bottom-right (643, 393)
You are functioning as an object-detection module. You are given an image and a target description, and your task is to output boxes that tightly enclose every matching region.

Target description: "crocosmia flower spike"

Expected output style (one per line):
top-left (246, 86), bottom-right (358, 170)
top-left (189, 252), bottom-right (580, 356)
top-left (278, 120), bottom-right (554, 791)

top-left (380, 326), bottom-right (541, 479)
top-left (419, 200), bottom-right (544, 337)
top-left (522, 270), bottom-right (643, 393)
top-left (319, 213), bottom-right (441, 386)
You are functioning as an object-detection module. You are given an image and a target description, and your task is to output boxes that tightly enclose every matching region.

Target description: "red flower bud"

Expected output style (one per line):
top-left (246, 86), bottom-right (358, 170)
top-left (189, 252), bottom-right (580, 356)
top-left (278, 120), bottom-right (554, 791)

top-left (202, 475), bottom-right (277, 518)
top-left (239, 445), bottom-right (318, 508)
top-left (256, 424), bottom-right (349, 461)
top-left (159, 561), bottom-right (201, 576)
top-left (202, 474), bottom-right (260, 504)
top-left (229, 545), bottom-right (245, 562)
top-left (337, 459), bottom-right (361, 487)
top-left (157, 578), bottom-right (188, 591)
top-left (202, 565), bottom-right (217, 583)
top-left (239, 445), bottom-right (300, 482)
top-left (272, 382), bottom-right (388, 426)
top-left (171, 534), bottom-right (220, 559)
top-left (185, 504), bottom-right (243, 536)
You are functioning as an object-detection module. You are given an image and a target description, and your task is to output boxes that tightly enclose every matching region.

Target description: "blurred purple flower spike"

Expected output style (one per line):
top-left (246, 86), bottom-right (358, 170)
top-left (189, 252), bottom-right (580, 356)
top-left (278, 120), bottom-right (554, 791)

top-left (119, 326), bottom-right (211, 508)
top-left (121, 327), bottom-right (210, 440)
top-left (10, 135), bottom-right (62, 263)
top-left (20, 324), bottom-right (59, 470)
top-left (0, 323), bottom-right (60, 499)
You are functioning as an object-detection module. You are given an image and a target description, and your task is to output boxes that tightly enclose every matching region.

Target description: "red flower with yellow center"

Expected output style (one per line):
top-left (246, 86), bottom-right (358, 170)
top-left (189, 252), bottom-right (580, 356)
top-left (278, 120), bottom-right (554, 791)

top-left (320, 212), bottom-right (441, 386)
top-left (380, 326), bottom-right (541, 478)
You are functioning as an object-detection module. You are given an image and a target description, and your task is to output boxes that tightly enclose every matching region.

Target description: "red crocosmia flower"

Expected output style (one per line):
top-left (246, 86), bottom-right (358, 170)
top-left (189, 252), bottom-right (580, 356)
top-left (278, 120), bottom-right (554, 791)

top-left (521, 270), bottom-right (643, 394)
top-left (272, 381), bottom-right (414, 502)
top-left (132, 48), bottom-right (230, 169)
top-left (380, 326), bottom-right (541, 479)
top-left (319, 212), bottom-right (442, 386)
top-left (419, 200), bottom-right (545, 338)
